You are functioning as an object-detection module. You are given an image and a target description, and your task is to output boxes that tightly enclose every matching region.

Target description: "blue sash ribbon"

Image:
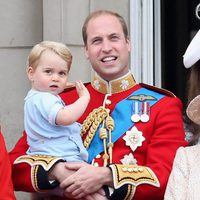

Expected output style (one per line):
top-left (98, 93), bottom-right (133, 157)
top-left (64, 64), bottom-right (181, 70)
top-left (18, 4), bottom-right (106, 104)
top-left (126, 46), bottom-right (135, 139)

top-left (87, 87), bottom-right (165, 163)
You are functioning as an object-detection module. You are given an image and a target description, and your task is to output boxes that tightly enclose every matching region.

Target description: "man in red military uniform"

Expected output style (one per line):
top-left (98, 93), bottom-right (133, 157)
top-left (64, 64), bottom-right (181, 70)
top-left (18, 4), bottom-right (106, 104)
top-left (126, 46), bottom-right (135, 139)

top-left (10, 10), bottom-right (187, 199)
top-left (0, 130), bottom-right (16, 199)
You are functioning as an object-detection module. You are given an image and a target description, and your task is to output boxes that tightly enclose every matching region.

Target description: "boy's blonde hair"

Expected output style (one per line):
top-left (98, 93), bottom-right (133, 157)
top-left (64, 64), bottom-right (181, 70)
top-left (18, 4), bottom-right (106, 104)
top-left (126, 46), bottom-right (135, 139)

top-left (27, 41), bottom-right (72, 71)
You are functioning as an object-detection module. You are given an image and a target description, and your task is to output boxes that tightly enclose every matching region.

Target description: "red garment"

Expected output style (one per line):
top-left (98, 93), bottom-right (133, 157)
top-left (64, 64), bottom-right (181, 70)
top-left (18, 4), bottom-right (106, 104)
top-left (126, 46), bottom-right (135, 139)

top-left (0, 132), bottom-right (16, 199)
top-left (9, 81), bottom-right (187, 200)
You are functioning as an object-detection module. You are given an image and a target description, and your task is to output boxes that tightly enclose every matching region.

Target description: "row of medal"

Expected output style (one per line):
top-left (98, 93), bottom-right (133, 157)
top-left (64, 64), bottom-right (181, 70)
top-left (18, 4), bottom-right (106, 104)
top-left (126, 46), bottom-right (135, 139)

top-left (131, 101), bottom-right (150, 123)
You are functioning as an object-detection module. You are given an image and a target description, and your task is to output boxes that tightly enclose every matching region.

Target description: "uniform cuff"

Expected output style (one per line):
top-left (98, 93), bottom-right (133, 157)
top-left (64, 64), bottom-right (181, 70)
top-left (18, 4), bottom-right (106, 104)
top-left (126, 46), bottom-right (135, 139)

top-left (107, 164), bottom-right (160, 199)
top-left (14, 155), bottom-right (65, 191)
top-left (108, 164), bottom-right (160, 189)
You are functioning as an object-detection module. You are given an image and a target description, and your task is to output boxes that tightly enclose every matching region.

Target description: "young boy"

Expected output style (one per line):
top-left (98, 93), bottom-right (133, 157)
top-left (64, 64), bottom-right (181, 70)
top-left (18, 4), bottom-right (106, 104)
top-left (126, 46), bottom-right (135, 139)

top-left (24, 41), bottom-right (90, 181)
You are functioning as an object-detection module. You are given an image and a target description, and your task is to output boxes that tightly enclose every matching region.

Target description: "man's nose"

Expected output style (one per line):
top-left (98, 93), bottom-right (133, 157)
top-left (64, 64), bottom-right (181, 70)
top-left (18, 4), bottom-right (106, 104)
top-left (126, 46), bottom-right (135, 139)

top-left (102, 40), bottom-right (112, 52)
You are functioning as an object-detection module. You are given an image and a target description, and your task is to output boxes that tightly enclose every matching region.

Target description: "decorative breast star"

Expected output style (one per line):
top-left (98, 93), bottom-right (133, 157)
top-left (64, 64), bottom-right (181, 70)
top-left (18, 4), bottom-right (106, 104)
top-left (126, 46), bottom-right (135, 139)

top-left (123, 126), bottom-right (145, 152)
top-left (120, 153), bottom-right (137, 165)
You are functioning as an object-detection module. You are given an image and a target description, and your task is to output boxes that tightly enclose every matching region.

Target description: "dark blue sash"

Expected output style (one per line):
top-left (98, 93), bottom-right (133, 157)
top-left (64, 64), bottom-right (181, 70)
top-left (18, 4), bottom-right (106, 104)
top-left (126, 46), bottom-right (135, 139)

top-left (87, 87), bottom-right (165, 163)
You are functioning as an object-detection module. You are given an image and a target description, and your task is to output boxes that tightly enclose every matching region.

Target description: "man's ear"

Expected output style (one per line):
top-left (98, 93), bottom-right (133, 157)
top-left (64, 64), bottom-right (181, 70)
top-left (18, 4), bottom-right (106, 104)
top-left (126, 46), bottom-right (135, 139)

top-left (84, 46), bottom-right (89, 59)
top-left (126, 38), bottom-right (131, 52)
top-left (26, 66), bottom-right (34, 81)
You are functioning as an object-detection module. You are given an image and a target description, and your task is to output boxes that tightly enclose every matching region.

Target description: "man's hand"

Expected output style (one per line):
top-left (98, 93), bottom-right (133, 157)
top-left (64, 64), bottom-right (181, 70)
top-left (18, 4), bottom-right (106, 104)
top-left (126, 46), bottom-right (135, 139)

top-left (83, 190), bottom-right (108, 200)
top-left (60, 162), bottom-right (113, 199)
top-left (48, 161), bottom-right (75, 183)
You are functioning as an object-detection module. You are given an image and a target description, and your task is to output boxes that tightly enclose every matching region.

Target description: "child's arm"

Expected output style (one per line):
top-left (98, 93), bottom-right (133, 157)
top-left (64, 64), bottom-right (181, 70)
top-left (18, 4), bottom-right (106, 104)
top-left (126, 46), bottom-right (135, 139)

top-left (56, 80), bottom-right (90, 125)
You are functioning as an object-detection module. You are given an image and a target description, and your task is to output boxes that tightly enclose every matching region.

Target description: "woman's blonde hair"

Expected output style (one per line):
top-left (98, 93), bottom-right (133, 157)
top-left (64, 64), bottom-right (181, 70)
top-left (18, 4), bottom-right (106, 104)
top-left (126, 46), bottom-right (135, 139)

top-left (27, 41), bottom-right (72, 71)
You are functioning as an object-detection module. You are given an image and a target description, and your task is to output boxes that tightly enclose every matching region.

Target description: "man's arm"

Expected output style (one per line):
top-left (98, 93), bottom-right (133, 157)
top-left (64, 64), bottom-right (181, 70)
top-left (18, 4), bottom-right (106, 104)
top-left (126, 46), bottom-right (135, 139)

top-left (9, 131), bottom-right (61, 192)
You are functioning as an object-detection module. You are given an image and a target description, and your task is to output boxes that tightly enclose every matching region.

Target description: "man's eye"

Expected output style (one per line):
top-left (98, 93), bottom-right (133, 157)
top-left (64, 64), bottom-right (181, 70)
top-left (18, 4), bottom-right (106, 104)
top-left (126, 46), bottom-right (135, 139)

top-left (92, 39), bottom-right (101, 44)
top-left (111, 36), bottom-right (119, 41)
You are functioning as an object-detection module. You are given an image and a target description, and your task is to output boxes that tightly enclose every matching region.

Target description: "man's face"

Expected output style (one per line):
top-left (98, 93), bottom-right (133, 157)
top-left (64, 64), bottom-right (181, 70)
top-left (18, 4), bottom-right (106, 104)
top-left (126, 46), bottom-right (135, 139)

top-left (84, 14), bottom-right (131, 81)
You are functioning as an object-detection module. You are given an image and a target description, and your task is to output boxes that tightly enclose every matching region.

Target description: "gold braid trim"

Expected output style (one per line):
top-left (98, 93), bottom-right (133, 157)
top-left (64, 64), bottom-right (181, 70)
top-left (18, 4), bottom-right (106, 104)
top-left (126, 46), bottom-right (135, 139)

top-left (31, 165), bottom-right (52, 192)
top-left (106, 116), bottom-right (114, 163)
top-left (81, 107), bottom-right (101, 136)
top-left (124, 185), bottom-right (136, 200)
top-left (81, 106), bottom-right (110, 149)
top-left (14, 155), bottom-right (63, 171)
top-left (81, 106), bottom-right (115, 165)
top-left (32, 165), bottom-right (40, 192)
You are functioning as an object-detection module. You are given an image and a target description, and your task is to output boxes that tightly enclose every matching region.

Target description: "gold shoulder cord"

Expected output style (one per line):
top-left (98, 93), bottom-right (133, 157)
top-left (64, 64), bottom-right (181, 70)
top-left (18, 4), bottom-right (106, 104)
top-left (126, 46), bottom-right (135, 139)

top-left (81, 106), bottom-right (115, 166)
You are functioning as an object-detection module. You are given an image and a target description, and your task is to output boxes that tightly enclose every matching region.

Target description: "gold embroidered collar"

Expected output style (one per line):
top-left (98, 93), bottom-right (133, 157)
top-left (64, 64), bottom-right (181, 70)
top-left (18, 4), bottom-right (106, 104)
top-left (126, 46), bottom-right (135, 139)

top-left (91, 72), bottom-right (136, 94)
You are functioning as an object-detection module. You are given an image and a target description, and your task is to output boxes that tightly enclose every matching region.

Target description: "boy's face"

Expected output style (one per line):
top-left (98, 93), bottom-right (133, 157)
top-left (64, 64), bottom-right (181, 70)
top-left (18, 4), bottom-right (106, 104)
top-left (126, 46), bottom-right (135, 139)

top-left (27, 50), bottom-right (69, 95)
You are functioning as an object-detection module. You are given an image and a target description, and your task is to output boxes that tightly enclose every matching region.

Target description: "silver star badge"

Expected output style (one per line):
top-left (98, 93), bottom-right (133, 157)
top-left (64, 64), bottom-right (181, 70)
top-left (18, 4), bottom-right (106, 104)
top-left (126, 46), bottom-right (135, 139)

top-left (120, 153), bottom-right (137, 165)
top-left (123, 126), bottom-right (145, 152)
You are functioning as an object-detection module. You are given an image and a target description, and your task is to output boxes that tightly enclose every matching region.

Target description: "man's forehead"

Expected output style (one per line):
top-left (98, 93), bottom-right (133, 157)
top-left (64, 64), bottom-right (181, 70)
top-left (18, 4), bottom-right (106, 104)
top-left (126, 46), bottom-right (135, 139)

top-left (88, 14), bottom-right (119, 25)
top-left (87, 17), bottom-right (123, 35)
top-left (89, 32), bottom-right (120, 39)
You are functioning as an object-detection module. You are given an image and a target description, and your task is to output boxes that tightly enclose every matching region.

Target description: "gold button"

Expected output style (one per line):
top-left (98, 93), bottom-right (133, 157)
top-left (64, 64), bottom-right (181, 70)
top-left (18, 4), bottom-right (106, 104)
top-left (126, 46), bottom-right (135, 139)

top-left (127, 168), bottom-right (133, 172)
top-left (93, 162), bottom-right (99, 167)
top-left (96, 154), bottom-right (101, 159)
top-left (122, 167), bottom-right (127, 172)
top-left (133, 168), bottom-right (138, 172)
top-left (105, 99), bottom-right (112, 105)
top-left (138, 168), bottom-right (144, 172)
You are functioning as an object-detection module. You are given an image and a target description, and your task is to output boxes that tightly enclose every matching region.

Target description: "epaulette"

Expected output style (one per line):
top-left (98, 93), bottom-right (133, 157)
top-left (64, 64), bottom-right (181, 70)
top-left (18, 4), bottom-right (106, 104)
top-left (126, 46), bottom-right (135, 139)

top-left (140, 83), bottom-right (176, 97)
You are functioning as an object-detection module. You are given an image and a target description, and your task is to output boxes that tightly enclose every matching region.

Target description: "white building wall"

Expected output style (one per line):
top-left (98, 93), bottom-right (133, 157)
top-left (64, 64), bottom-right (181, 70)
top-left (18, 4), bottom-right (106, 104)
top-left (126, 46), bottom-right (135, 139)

top-left (0, 0), bottom-right (43, 150)
top-left (0, 0), bottom-right (130, 199)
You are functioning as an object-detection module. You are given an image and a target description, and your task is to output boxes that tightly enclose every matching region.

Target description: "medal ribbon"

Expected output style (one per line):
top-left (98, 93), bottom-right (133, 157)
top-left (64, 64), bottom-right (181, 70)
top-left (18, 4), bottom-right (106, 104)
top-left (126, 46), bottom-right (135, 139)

top-left (87, 87), bottom-right (165, 163)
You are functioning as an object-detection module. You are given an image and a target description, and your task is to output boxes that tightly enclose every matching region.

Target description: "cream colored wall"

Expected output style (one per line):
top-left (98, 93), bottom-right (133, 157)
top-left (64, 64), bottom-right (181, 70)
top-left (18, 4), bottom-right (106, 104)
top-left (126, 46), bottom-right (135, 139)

top-left (0, 0), bottom-right (129, 199)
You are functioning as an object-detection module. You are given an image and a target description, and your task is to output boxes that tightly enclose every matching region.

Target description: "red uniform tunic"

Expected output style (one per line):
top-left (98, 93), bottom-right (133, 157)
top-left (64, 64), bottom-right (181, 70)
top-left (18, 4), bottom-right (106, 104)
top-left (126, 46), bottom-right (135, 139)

top-left (9, 73), bottom-right (187, 199)
top-left (0, 131), bottom-right (16, 199)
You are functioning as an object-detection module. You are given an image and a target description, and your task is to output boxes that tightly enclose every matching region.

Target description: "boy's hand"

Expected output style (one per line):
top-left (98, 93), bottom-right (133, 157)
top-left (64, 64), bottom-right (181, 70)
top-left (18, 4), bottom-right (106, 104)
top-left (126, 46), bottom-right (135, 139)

top-left (75, 80), bottom-right (90, 101)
